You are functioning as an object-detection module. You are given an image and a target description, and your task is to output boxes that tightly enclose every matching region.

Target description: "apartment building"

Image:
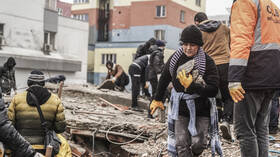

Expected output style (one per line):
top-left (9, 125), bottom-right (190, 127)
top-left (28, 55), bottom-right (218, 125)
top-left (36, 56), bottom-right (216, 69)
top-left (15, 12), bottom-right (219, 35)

top-left (72, 0), bottom-right (206, 85)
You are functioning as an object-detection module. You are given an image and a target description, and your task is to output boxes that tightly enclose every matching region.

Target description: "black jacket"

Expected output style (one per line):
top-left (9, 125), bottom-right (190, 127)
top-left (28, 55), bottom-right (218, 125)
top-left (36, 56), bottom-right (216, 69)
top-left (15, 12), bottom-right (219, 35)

top-left (155, 51), bottom-right (218, 117)
top-left (0, 100), bottom-right (35, 157)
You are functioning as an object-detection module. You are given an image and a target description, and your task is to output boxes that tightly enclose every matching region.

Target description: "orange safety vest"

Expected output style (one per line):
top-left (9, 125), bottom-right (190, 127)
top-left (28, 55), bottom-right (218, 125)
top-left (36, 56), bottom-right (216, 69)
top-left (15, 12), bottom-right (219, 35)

top-left (229, 0), bottom-right (280, 89)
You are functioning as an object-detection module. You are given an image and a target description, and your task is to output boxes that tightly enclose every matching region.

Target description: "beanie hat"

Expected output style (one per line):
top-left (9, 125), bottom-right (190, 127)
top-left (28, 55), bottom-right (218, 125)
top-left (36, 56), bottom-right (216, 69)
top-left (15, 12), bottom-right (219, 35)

top-left (155, 40), bottom-right (166, 47)
top-left (194, 12), bottom-right (208, 23)
top-left (180, 25), bottom-right (203, 46)
top-left (27, 70), bottom-right (45, 87)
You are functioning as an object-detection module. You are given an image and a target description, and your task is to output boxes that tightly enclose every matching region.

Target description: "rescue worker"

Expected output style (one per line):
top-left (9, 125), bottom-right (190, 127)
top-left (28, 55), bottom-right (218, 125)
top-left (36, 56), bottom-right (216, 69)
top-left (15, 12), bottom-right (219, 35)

top-left (145, 40), bottom-right (165, 118)
top-left (0, 57), bottom-right (17, 95)
top-left (0, 93), bottom-right (43, 157)
top-left (105, 61), bottom-right (129, 91)
top-left (150, 25), bottom-right (219, 156)
top-left (194, 12), bottom-right (233, 140)
top-left (7, 70), bottom-right (68, 155)
top-left (228, 0), bottom-right (280, 156)
top-left (134, 37), bottom-right (156, 59)
top-left (129, 50), bottom-right (164, 110)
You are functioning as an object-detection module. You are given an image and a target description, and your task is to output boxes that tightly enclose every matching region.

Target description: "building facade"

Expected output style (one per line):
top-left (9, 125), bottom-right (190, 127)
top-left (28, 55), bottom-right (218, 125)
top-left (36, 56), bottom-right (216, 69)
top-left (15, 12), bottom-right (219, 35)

top-left (72, 0), bottom-right (206, 85)
top-left (57, 0), bottom-right (72, 17)
top-left (0, 0), bottom-right (88, 89)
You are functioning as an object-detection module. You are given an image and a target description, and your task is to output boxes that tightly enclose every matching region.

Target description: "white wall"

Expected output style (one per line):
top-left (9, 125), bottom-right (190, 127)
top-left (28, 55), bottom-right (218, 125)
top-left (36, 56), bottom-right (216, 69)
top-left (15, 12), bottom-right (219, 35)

top-left (0, 0), bottom-right (89, 88)
top-left (0, 0), bottom-right (45, 50)
top-left (57, 16), bottom-right (89, 84)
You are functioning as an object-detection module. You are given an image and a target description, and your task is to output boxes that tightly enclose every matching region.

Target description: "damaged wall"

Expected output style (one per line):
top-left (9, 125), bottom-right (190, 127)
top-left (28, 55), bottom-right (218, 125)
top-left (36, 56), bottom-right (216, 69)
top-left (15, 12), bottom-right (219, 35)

top-left (0, 0), bottom-right (44, 50)
top-left (0, 0), bottom-right (89, 87)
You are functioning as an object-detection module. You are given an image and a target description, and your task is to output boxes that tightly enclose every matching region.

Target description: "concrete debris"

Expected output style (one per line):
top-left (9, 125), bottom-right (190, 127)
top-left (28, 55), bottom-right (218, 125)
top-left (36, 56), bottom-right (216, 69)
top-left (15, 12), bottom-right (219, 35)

top-left (44, 83), bottom-right (280, 157)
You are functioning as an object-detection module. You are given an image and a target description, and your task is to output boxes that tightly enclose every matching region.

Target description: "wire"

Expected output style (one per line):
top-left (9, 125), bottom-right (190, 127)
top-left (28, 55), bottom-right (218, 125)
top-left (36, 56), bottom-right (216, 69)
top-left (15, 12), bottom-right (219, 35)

top-left (105, 124), bottom-right (145, 145)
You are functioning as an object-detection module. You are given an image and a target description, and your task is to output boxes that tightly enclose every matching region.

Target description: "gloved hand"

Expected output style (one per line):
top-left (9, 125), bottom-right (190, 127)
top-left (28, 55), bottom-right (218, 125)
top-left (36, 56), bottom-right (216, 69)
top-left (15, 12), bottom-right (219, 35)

top-left (150, 100), bottom-right (164, 115)
top-left (144, 82), bottom-right (149, 89)
top-left (34, 152), bottom-right (44, 157)
top-left (228, 82), bottom-right (245, 103)
top-left (177, 69), bottom-right (193, 89)
top-left (111, 77), bottom-right (116, 83)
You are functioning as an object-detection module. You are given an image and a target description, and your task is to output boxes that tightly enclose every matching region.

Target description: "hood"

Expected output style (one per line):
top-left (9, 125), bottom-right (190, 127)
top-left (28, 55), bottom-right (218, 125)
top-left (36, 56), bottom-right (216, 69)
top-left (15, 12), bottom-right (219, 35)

top-left (26, 85), bottom-right (51, 106)
top-left (198, 20), bottom-right (221, 32)
top-left (4, 57), bottom-right (16, 70)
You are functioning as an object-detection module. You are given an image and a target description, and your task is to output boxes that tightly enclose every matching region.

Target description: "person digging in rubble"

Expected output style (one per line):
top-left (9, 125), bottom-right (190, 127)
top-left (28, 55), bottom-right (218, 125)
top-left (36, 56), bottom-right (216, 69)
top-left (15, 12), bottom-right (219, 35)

top-left (228, 0), bottom-right (280, 156)
top-left (129, 49), bottom-right (164, 111)
top-left (194, 12), bottom-right (233, 140)
top-left (134, 37), bottom-right (156, 59)
top-left (105, 61), bottom-right (129, 91)
top-left (0, 90), bottom-right (43, 157)
top-left (7, 70), bottom-right (70, 156)
top-left (146, 40), bottom-right (166, 118)
top-left (150, 25), bottom-right (219, 156)
top-left (0, 57), bottom-right (17, 96)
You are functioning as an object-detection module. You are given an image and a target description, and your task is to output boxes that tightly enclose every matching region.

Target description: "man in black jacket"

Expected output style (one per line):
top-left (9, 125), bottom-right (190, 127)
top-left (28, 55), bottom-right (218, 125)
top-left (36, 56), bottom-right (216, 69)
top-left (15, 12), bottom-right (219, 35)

top-left (134, 38), bottom-right (156, 59)
top-left (129, 50), bottom-right (164, 110)
top-left (150, 25), bottom-right (218, 156)
top-left (0, 95), bottom-right (42, 157)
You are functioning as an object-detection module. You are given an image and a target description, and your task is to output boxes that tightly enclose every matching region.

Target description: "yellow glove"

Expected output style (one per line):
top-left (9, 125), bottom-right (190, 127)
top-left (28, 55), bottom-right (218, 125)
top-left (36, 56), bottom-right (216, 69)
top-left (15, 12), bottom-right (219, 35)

top-left (150, 100), bottom-right (164, 115)
top-left (228, 82), bottom-right (245, 103)
top-left (177, 69), bottom-right (193, 89)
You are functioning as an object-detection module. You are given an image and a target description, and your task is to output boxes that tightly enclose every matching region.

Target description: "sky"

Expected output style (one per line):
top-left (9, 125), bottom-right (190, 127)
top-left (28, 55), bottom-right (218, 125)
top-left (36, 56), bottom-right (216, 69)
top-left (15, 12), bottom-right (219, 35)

top-left (60, 0), bottom-right (233, 16)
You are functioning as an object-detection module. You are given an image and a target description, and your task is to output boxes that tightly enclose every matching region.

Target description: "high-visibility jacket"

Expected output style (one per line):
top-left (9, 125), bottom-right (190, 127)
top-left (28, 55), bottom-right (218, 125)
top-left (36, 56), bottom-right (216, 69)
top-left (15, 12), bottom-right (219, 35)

top-left (229, 0), bottom-right (280, 89)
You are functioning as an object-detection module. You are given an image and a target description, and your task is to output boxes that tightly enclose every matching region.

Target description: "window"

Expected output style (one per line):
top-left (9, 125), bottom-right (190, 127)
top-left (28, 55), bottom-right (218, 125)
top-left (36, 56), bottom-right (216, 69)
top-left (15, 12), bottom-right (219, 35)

top-left (156, 6), bottom-right (166, 17)
top-left (154, 30), bottom-right (165, 40)
top-left (101, 54), bottom-right (116, 64)
top-left (180, 10), bottom-right (185, 23)
top-left (74, 0), bottom-right (89, 4)
top-left (43, 31), bottom-right (56, 53)
top-left (73, 14), bottom-right (89, 21)
top-left (45, 0), bottom-right (57, 10)
top-left (57, 8), bottom-right (63, 15)
top-left (196, 0), bottom-right (201, 7)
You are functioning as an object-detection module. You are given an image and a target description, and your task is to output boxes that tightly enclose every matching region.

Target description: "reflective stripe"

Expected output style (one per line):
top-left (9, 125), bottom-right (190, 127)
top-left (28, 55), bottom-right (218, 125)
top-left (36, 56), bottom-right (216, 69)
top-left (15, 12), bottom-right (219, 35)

top-left (133, 74), bottom-right (141, 77)
top-left (132, 62), bottom-right (141, 69)
top-left (251, 43), bottom-right (280, 51)
top-left (252, 0), bottom-right (259, 5)
top-left (254, 0), bottom-right (261, 44)
top-left (229, 58), bottom-right (248, 66)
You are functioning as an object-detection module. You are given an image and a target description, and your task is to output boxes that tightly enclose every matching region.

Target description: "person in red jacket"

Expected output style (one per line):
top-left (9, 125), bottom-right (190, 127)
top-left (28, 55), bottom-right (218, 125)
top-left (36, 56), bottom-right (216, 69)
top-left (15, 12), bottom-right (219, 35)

top-left (228, 0), bottom-right (280, 156)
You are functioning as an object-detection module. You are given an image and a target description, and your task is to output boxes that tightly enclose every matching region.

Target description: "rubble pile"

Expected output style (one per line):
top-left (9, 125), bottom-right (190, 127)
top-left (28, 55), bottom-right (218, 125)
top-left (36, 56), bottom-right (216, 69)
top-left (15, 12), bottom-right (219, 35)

top-left (46, 84), bottom-right (280, 157)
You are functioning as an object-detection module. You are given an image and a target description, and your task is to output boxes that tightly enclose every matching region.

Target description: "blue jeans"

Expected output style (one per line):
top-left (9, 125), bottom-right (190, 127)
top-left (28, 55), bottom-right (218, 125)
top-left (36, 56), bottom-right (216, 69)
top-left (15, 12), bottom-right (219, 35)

top-left (269, 90), bottom-right (280, 128)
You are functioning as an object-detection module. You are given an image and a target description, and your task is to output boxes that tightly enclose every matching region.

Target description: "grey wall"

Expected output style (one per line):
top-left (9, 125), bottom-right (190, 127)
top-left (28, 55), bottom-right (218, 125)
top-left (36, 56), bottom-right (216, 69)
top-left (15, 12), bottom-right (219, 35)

top-left (111, 25), bottom-right (182, 50)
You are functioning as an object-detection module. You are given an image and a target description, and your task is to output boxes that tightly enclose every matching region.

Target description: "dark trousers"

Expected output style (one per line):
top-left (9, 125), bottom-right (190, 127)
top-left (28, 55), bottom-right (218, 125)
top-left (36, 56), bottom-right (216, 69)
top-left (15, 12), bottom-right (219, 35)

top-left (129, 65), bottom-right (142, 107)
top-left (234, 90), bottom-right (274, 157)
top-left (217, 63), bottom-right (233, 122)
top-left (175, 116), bottom-right (209, 157)
top-left (269, 90), bottom-right (280, 128)
top-left (115, 72), bottom-right (129, 89)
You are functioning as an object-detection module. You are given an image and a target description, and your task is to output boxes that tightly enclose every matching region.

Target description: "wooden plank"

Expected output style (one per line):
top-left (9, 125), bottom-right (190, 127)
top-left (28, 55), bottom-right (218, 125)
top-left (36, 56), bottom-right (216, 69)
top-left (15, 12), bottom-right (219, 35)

top-left (98, 97), bottom-right (125, 111)
top-left (74, 111), bottom-right (116, 117)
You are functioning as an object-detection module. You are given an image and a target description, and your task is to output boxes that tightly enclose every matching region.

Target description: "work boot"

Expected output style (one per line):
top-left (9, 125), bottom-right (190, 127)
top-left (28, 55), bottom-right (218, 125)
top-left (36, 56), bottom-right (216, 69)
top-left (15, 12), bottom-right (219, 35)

top-left (269, 126), bottom-right (279, 135)
top-left (220, 121), bottom-right (232, 140)
top-left (131, 105), bottom-right (144, 112)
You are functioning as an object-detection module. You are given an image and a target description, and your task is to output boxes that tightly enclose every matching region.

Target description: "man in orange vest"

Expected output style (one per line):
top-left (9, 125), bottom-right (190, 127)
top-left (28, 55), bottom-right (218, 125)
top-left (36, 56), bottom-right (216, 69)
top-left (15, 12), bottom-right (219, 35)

top-left (229, 0), bottom-right (280, 156)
